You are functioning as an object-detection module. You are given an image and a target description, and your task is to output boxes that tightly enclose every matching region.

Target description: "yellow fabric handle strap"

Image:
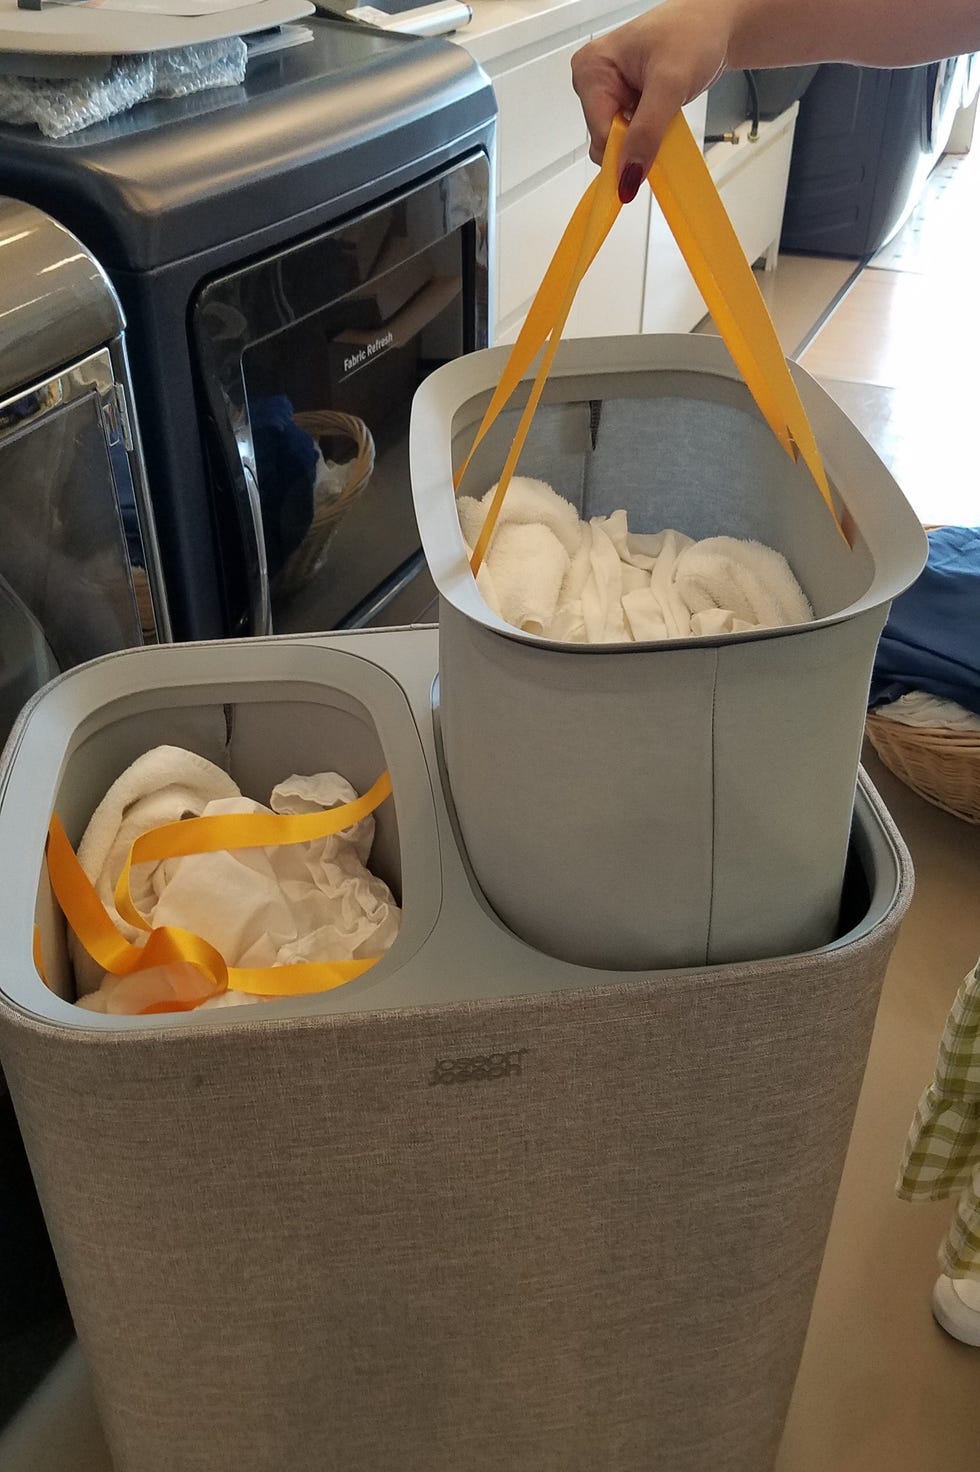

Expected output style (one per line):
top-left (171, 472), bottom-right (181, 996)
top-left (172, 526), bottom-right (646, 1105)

top-left (44, 771), bottom-right (393, 1013)
top-left (458, 158), bottom-right (623, 574)
top-left (112, 770), bottom-right (393, 929)
top-left (458, 113), bottom-right (841, 576)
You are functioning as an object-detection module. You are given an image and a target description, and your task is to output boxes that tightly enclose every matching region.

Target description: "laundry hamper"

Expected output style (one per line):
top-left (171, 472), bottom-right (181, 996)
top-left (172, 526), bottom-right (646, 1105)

top-left (0, 631), bottom-right (912, 1472)
top-left (411, 112), bottom-right (926, 972)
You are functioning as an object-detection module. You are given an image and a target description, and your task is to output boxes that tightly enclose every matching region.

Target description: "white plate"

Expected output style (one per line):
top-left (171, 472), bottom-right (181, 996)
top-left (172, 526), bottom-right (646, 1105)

top-left (0, 0), bottom-right (315, 56)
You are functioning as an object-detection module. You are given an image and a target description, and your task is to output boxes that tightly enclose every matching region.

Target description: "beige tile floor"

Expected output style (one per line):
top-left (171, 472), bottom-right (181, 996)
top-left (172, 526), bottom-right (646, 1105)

top-left (700, 146), bottom-right (980, 527)
top-left (776, 754), bottom-right (980, 1472)
top-left (770, 149), bottom-right (980, 1469)
top-left (797, 147), bottom-right (980, 529)
top-left (753, 253), bottom-right (858, 358)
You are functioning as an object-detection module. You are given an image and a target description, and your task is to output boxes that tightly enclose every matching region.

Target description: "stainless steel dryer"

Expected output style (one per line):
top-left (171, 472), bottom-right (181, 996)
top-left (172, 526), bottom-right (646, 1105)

top-left (0, 193), bottom-right (168, 1436)
top-left (0, 19), bottom-right (496, 641)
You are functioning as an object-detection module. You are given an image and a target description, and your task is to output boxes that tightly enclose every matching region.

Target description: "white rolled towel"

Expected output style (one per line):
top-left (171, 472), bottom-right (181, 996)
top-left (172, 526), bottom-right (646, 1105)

top-left (673, 536), bottom-right (813, 632)
top-left (457, 477), bottom-right (581, 635)
top-left (456, 478), bottom-right (813, 644)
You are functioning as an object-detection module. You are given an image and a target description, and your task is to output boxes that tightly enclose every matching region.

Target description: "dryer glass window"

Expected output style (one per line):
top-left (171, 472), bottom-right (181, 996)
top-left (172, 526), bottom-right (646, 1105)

top-left (0, 353), bottom-right (148, 744)
top-left (193, 154), bottom-right (490, 636)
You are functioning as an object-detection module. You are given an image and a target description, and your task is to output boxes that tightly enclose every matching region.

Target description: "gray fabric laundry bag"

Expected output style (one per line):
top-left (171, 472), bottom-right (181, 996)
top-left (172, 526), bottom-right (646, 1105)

top-left (411, 123), bottom-right (927, 971)
top-left (413, 340), bottom-right (925, 972)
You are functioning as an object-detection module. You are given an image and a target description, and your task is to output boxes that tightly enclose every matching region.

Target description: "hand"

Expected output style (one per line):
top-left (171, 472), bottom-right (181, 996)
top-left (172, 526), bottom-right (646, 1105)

top-left (571, 0), bottom-right (737, 201)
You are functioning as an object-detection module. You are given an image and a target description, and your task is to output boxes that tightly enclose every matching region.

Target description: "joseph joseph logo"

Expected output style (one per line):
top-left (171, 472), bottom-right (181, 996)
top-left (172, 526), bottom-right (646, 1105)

top-left (428, 1049), bottom-right (528, 1086)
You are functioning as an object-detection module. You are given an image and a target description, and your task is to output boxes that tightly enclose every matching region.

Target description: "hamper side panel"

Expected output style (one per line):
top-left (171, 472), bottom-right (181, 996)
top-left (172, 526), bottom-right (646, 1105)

top-left (0, 902), bottom-right (904, 1472)
top-left (708, 610), bottom-right (887, 962)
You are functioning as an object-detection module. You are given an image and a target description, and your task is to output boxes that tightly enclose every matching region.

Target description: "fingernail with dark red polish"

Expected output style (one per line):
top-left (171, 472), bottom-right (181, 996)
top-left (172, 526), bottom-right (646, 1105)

top-left (618, 162), bottom-right (643, 204)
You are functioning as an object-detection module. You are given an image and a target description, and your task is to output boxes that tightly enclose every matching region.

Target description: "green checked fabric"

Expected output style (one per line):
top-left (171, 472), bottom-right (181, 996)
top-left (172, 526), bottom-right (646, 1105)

top-left (897, 957), bottom-right (980, 1278)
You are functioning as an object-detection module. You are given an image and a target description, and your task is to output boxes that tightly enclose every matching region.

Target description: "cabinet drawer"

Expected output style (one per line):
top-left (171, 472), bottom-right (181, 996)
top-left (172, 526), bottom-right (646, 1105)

top-left (496, 161), bottom-right (651, 341)
top-left (566, 190), bottom-right (650, 338)
top-left (496, 157), bottom-right (590, 325)
top-left (711, 109), bottom-right (797, 268)
top-left (494, 41), bottom-right (587, 197)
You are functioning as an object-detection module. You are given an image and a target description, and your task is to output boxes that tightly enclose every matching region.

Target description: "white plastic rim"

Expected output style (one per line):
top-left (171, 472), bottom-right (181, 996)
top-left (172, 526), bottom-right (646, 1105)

top-left (410, 332), bottom-right (928, 650)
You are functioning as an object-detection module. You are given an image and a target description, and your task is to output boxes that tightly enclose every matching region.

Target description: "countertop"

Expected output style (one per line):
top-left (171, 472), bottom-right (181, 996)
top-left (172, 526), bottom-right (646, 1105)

top-left (453, 0), bottom-right (650, 67)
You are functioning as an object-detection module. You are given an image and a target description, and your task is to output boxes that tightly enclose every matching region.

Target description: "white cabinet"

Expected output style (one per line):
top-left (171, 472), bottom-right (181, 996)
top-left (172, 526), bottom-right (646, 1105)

top-left (640, 94), bottom-right (711, 334)
top-left (566, 182), bottom-right (650, 338)
top-left (493, 40), bottom-right (587, 195)
top-left (490, 25), bottom-right (650, 343)
top-left (495, 155), bottom-right (590, 330)
top-left (706, 103), bottom-right (799, 274)
top-left (459, 1), bottom-right (798, 343)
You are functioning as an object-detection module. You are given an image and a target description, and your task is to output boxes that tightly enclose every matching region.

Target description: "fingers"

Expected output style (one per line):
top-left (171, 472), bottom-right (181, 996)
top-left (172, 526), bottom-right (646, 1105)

top-left (571, 2), bottom-right (732, 197)
top-left (571, 42), bottom-right (638, 165)
top-left (615, 75), bottom-right (689, 195)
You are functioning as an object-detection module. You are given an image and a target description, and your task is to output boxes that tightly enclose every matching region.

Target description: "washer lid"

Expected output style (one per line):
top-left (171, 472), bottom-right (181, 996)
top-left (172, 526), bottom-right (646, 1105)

top-left (0, 196), bottom-right (121, 400)
top-left (0, 17), bottom-right (496, 272)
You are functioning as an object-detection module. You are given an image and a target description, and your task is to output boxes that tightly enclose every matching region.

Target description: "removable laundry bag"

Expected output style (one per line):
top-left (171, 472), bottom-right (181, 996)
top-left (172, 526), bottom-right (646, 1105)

top-left (411, 115), bottom-right (927, 970)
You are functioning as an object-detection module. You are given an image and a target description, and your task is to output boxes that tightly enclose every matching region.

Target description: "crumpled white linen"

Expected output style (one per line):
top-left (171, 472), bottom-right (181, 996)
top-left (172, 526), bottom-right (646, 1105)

top-left (71, 745), bottom-right (400, 1013)
top-left (874, 690), bottom-right (980, 732)
top-left (456, 477), bottom-right (813, 643)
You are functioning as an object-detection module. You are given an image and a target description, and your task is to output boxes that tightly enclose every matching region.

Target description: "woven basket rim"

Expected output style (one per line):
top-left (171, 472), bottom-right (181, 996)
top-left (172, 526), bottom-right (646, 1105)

top-left (866, 706), bottom-right (980, 825)
top-left (866, 710), bottom-right (980, 747)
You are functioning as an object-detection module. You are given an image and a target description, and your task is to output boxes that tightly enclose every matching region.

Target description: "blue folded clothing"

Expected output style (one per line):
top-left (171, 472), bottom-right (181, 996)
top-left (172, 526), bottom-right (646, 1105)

top-left (870, 525), bottom-right (980, 716)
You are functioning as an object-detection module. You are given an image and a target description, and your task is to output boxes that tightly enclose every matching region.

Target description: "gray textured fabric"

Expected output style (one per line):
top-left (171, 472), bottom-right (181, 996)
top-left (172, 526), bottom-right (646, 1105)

top-left (0, 795), bottom-right (910, 1472)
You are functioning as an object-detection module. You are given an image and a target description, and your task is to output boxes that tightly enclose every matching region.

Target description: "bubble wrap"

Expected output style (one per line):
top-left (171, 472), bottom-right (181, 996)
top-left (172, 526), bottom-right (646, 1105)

top-left (0, 38), bottom-right (248, 139)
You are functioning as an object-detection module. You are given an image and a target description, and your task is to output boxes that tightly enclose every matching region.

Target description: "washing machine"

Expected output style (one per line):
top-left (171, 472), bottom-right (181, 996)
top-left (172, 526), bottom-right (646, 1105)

top-left (779, 58), bottom-right (969, 257)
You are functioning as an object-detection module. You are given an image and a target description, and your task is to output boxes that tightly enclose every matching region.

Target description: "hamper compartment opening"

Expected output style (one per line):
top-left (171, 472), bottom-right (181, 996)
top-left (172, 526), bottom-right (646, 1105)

top-left (450, 376), bottom-right (875, 627)
top-left (34, 687), bottom-right (404, 1009)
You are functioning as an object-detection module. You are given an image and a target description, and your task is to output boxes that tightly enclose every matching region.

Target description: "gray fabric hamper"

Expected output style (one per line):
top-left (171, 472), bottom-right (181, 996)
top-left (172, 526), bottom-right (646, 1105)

top-left (411, 333), bottom-right (927, 970)
top-left (0, 629), bottom-right (912, 1472)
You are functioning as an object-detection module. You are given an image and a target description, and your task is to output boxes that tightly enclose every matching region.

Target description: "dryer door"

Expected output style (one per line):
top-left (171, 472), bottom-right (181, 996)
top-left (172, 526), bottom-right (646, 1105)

top-left (192, 152), bottom-right (491, 636)
top-left (0, 348), bottom-right (168, 747)
top-left (0, 574), bottom-right (58, 744)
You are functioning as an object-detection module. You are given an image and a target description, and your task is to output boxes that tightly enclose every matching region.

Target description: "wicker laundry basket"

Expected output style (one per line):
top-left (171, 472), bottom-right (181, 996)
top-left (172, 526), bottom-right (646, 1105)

top-left (274, 410), bottom-right (375, 596)
top-left (865, 710), bottom-right (980, 824)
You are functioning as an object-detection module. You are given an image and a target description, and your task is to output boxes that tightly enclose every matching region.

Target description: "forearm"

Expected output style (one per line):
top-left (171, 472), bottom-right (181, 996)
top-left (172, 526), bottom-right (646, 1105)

top-left (726, 0), bottom-right (980, 70)
top-left (572, 0), bottom-right (980, 191)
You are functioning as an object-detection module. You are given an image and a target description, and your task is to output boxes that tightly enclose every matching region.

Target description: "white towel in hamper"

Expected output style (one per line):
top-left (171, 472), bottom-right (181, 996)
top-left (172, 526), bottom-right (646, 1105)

top-left (69, 745), bottom-right (400, 1013)
top-left (457, 478), bottom-right (813, 643)
top-left (71, 745), bottom-right (240, 997)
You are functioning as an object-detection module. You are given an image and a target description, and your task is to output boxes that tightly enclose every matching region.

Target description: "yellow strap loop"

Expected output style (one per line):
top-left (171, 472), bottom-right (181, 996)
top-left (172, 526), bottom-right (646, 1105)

top-left (44, 772), bottom-right (393, 1013)
top-left (113, 769), bottom-right (393, 930)
top-left (466, 130), bottom-right (624, 574)
top-left (648, 113), bottom-right (836, 515)
top-left (459, 112), bottom-right (843, 573)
